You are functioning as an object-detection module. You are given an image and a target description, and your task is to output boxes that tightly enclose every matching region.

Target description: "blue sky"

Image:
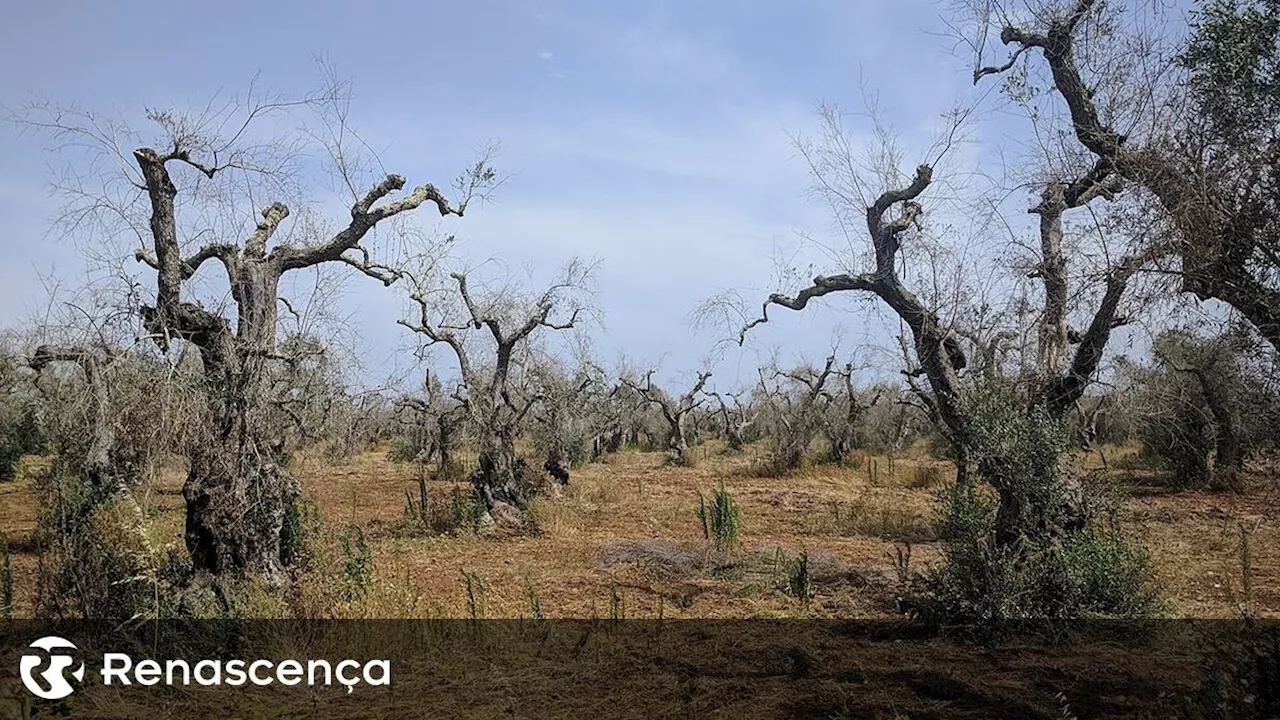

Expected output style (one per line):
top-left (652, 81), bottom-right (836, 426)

top-left (0, 0), bottom-right (1024, 392)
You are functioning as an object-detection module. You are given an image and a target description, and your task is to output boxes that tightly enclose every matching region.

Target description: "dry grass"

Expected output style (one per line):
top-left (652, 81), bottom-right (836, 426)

top-left (2, 443), bottom-right (1277, 719)
top-left (0, 444), bottom-right (1275, 620)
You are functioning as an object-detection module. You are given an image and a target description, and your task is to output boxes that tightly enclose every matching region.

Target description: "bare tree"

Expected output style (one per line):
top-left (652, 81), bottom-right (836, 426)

top-left (756, 356), bottom-right (838, 474)
top-left (822, 363), bottom-right (882, 464)
top-left (741, 105), bottom-right (1153, 544)
top-left (706, 388), bottom-right (755, 451)
top-left (622, 370), bottom-right (712, 465)
top-left (16, 82), bottom-right (494, 585)
top-left (396, 369), bottom-right (468, 476)
top-left (399, 261), bottom-right (591, 529)
top-left (972, 0), bottom-right (1280, 352)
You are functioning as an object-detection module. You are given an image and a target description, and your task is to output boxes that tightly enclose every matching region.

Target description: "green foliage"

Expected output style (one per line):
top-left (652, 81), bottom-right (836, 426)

top-left (523, 575), bottom-right (543, 620)
top-left (912, 480), bottom-right (1159, 628)
top-left (966, 383), bottom-right (1073, 518)
top-left (935, 481), bottom-right (997, 542)
top-left (387, 435), bottom-right (424, 463)
top-left (901, 382), bottom-right (1160, 629)
top-left (1127, 328), bottom-right (1277, 488)
top-left (696, 481), bottom-right (741, 552)
top-left (785, 549), bottom-right (815, 604)
top-left (336, 525), bottom-right (373, 602)
top-left (278, 496), bottom-right (319, 568)
top-left (1180, 0), bottom-right (1280, 142)
top-left (0, 360), bottom-right (43, 481)
top-left (1059, 524), bottom-right (1159, 617)
top-left (454, 485), bottom-right (486, 535)
top-left (32, 461), bottom-right (162, 619)
top-left (1139, 399), bottom-right (1214, 487)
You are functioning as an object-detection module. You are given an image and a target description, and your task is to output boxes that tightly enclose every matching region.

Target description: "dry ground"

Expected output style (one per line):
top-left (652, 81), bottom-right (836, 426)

top-left (3, 441), bottom-right (1272, 620)
top-left (1, 444), bottom-right (1277, 718)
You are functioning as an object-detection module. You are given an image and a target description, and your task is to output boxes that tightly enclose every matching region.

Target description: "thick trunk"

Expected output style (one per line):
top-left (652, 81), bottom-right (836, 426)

top-left (182, 267), bottom-right (297, 583)
top-left (987, 456), bottom-right (1085, 548)
top-left (134, 145), bottom-right (454, 582)
top-left (667, 419), bottom-right (690, 464)
top-left (726, 424), bottom-right (745, 451)
top-left (437, 417), bottom-right (457, 475)
top-left (184, 444), bottom-right (297, 580)
top-left (472, 419), bottom-right (533, 529)
top-left (602, 426), bottom-right (624, 454)
top-left (1033, 181), bottom-right (1070, 379)
top-left (828, 432), bottom-right (851, 464)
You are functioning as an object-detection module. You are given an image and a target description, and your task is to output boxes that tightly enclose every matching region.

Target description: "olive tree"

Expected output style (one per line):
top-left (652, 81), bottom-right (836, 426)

top-left (621, 370), bottom-right (712, 465)
top-left (16, 82), bottom-right (494, 584)
top-left (755, 356), bottom-right (838, 475)
top-left (739, 103), bottom-right (1152, 549)
top-left (971, 0), bottom-right (1280, 352)
top-left (399, 260), bottom-right (593, 528)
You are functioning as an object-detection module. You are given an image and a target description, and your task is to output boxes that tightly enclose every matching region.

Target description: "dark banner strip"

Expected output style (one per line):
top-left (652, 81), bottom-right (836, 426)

top-left (1, 620), bottom-right (1277, 718)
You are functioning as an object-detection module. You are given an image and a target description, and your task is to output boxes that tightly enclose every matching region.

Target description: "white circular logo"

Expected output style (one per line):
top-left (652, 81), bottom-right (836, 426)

top-left (19, 636), bottom-right (85, 700)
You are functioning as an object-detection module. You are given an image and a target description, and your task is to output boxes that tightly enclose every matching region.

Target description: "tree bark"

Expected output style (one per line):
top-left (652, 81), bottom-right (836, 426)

top-left (132, 145), bottom-right (460, 583)
top-left (983, 0), bottom-right (1280, 352)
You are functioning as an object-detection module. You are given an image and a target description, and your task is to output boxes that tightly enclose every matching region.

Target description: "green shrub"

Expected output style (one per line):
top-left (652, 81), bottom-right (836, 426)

top-left (0, 406), bottom-right (42, 482)
top-left (279, 495), bottom-right (320, 568)
top-left (696, 481), bottom-right (741, 552)
top-left (785, 549), bottom-right (815, 603)
top-left (1060, 524), bottom-right (1159, 617)
top-left (0, 444), bottom-right (19, 483)
top-left (386, 435), bottom-right (424, 463)
top-left (911, 479), bottom-right (1158, 629)
top-left (337, 525), bottom-right (373, 602)
top-left (1140, 402), bottom-right (1212, 487)
top-left (903, 382), bottom-right (1159, 630)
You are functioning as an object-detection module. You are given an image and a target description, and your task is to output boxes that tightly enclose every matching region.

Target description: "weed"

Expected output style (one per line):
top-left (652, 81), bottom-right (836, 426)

top-left (608, 576), bottom-right (625, 622)
top-left (786, 549), bottom-right (815, 604)
top-left (696, 481), bottom-right (741, 552)
top-left (402, 469), bottom-right (430, 530)
top-left (462, 569), bottom-right (486, 622)
top-left (893, 543), bottom-right (913, 585)
top-left (386, 435), bottom-right (424, 464)
top-left (1236, 519), bottom-right (1260, 618)
top-left (452, 485), bottom-right (486, 535)
top-left (336, 525), bottom-right (373, 602)
top-left (279, 496), bottom-right (319, 568)
top-left (911, 480), bottom-right (1158, 627)
top-left (523, 575), bottom-right (543, 620)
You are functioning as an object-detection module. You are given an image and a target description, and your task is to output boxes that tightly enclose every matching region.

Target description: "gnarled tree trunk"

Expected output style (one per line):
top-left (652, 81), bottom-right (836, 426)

top-left (130, 144), bottom-right (465, 583)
